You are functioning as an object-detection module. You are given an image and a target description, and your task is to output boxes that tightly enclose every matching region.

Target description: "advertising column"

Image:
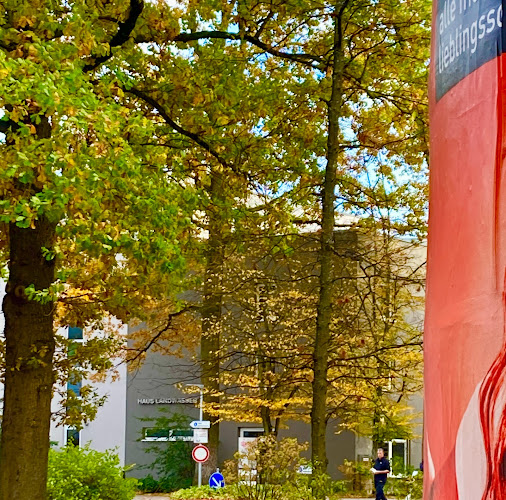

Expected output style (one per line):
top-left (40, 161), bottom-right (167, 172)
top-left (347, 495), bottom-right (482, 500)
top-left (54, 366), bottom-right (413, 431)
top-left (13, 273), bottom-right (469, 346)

top-left (426, 0), bottom-right (506, 498)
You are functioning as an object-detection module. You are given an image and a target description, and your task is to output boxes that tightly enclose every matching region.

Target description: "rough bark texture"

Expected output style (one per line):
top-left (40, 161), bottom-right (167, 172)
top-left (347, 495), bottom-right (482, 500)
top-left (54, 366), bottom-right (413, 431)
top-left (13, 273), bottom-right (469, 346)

top-left (0, 115), bottom-right (55, 499)
top-left (0, 4), bottom-right (141, 497)
top-left (201, 170), bottom-right (224, 481)
top-left (311, 1), bottom-right (346, 487)
top-left (0, 217), bottom-right (56, 500)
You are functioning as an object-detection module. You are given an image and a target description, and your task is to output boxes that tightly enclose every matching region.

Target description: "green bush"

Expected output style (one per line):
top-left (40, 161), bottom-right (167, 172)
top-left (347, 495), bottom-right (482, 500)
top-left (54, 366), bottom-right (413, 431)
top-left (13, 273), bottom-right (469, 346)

top-left (337, 459), bottom-right (371, 495)
top-left (47, 445), bottom-right (137, 500)
top-left (137, 474), bottom-right (161, 493)
top-left (137, 470), bottom-right (194, 494)
top-left (222, 436), bottom-right (320, 500)
top-left (170, 485), bottom-right (233, 499)
top-left (171, 484), bottom-right (315, 500)
top-left (384, 471), bottom-right (423, 500)
top-left (330, 480), bottom-right (352, 494)
top-left (141, 439), bottom-right (194, 492)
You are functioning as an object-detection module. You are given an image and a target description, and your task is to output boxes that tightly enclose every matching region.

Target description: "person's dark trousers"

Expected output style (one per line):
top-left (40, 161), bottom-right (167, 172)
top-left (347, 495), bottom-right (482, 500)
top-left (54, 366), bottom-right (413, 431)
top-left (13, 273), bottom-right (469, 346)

top-left (375, 481), bottom-right (387, 500)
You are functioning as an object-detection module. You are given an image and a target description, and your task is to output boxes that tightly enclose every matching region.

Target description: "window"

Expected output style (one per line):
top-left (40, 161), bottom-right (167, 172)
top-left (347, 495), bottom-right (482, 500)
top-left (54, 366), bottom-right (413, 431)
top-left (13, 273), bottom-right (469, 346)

top-left (241, 429), bottom-right (264, 438)
top-left (66, 427), bottom-right (80, 446)
top-left (68, 326), bottom-right (83, 340)
top-left (387, 439), bottom-right (408, 476)
top-left (67, 373), bottom-right (82, 397)
top-left (66, 326), bottom-right (83, 446)
top-left (142, 428), bottom-right (194, 442)
top-left (67, 326), bottom-right (83, 397)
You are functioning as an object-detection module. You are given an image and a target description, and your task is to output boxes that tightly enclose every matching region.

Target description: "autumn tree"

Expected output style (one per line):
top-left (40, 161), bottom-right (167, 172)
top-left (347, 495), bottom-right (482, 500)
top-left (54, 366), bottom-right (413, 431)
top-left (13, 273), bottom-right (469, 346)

top-left (0, 0), bottom-right (430, 497)
top-left (218, 0), bottom-right (430, 480)
top-left (216, 234), bottom-right (318, 433)
top-left (201, 221), bottom-right (423, 439)
top-left (0, 1), bottom-right (204, 497)
top-left (122, 5), bottom-right (324, 476)
top-left (125, 0), bottom-right (429, 486)
top-left (36, 0), bottom-right (430, 486)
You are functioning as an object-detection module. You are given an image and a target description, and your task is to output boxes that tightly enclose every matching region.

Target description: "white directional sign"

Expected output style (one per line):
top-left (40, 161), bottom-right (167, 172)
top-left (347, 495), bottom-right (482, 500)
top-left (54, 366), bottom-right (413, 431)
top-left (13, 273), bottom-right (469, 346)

top-left (190, 420), bottom-right (211, 429)
top-left (193, 428), bottom-right (208, 444)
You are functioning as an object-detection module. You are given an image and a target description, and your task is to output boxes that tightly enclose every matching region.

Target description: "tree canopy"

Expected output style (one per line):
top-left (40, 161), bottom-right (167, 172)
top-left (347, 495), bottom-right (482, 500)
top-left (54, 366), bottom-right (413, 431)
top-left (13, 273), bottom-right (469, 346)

top-left (0, 0), bottom-right (429, 495)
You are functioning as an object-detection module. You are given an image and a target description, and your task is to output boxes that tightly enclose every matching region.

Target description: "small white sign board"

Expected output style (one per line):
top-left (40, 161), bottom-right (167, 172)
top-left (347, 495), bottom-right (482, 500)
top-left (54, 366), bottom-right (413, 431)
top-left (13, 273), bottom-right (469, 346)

top-left (193, 428), bottom-right (208, 443)
top-left (298, 465), bottom-right (312, 475)
top-left (190, 420), bottom-right (211, 429)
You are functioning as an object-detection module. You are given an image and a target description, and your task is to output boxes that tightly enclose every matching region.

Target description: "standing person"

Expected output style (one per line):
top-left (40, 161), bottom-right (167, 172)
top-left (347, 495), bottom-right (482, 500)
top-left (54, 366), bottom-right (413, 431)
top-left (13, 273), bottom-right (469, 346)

top-left (371, 447), bottom-right (390, 500)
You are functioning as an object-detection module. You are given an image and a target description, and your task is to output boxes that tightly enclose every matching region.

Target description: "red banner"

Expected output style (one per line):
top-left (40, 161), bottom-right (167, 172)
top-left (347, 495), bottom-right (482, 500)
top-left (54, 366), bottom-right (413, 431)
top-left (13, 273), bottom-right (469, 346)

top-left (426, 0), bottom-right (506, 497)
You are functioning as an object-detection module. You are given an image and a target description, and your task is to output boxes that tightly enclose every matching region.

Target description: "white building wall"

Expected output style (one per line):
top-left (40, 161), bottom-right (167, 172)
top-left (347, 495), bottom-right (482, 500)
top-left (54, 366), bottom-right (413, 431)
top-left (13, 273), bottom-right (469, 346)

top-left (48, 326), bottom-right (128, 465)
top-left (80, 342), bottom-right (127, 465)
top-left (0, 280), bottom-right (127, 464)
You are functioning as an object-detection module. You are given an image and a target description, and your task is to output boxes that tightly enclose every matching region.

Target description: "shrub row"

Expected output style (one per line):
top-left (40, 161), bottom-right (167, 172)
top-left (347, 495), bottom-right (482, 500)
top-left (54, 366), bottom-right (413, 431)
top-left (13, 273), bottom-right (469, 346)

top-left (47, 445), bottom-right (137, 500)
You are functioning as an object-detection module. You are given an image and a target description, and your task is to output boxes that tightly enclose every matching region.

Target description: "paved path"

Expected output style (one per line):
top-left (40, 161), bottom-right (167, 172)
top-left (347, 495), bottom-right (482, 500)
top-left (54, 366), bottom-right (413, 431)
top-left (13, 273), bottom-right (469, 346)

top-left (134, 497), bottom-right (374, 500)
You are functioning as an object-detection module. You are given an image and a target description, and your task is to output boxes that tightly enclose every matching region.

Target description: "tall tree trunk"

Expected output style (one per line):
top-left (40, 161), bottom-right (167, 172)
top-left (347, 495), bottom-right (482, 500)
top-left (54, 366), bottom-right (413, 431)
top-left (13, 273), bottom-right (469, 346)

top-left (259, 312), bottom-right (274, 436)
top-left (260, 354), bottom-right (274, 436)
top-left (0, 217), bottom-right (56, 500)
top-left (201, 169), bottom-right (224, 481)
top-left (0, 117), bottom-right (55, 500)
top-left (311, 0), bottom-right (346, 488)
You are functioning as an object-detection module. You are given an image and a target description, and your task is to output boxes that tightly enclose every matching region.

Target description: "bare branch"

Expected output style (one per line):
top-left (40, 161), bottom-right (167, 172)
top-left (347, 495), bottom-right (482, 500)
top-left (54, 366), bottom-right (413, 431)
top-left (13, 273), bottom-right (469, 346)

top-left (135, 30), bottom-right (325, 70)
top-left (83, 0), bottom-right (144, 72)
top-left (126, 87), bottom-right (231, 170)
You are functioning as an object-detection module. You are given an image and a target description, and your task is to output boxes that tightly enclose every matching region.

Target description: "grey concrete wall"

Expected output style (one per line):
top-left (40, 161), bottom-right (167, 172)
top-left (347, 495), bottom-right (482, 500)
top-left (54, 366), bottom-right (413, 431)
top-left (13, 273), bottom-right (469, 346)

top-left (325, 419), bottom-right (356, 479)
top-left (355, 435), bottom-right (373, 462)
top-left (218, 418), bottom-right (355, 480)
top-left (123, 344), bottom-right (359, 480)
top-left (125, 347), bottom-right (201, 478)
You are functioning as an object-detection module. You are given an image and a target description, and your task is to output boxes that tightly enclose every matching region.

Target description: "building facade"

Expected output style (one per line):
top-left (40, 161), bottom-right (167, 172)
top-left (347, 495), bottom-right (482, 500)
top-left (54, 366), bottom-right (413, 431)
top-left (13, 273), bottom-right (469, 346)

top-left (0, 229), bottom-right (425, 480)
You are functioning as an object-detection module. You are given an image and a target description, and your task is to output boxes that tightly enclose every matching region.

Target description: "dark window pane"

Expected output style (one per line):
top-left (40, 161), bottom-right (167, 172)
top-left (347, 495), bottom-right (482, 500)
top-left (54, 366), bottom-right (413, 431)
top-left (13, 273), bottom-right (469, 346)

top-left (243, 430), bottom-right (263, 438)
top-left (392, 442), bottom-right (406, 474)
top-left (67, 375), bottom-right (82, 397)
top-left (171, 430), bottom-right (193, 438)
top-left (67, 341), bottom-right (79, 358)
top-left (66, 428), bottom-right (80, 446)
top-left (68, 327), bottom-right (83, 340)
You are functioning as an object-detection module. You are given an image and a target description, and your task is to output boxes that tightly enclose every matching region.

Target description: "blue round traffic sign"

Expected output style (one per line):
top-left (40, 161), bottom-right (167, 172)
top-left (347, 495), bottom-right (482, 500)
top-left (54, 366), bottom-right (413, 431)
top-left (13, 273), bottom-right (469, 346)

top-left (209, 472), bottom-right (225, 488)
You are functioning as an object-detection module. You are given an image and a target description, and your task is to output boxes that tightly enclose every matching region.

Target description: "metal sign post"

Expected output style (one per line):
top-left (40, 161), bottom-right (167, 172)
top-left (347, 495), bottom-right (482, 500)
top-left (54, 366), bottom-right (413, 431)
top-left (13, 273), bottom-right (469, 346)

top-left (185, 383), bottom-right (206, 487)
top-left (192, 444), bottom-right (209, 487)
top-left (198, 388), bottom-right (203, 487)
